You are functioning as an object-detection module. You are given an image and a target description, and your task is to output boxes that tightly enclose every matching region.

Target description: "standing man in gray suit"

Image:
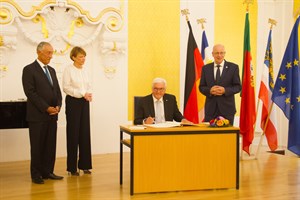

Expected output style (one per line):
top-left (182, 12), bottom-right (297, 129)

top-left (199, 44), bottom-right (241, 125)
top-left (22, 41), bottom-right (63, 184)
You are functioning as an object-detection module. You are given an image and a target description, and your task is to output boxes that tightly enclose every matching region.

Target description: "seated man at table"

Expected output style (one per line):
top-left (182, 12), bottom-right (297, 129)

top-left (134, 77), bottom-right (191, 125)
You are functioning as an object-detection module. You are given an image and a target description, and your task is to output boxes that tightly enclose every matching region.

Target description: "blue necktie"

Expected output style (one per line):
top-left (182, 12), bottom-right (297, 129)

top-left (43, 66), bottom-right (53, 85)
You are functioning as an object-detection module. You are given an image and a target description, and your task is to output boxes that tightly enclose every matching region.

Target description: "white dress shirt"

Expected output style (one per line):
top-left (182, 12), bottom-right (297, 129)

top-left (214, 60), bottom-right (225, 80)
top-left (62, 64), bottom-right (92, 98)
top-left (152, 96), bottom-right (165, 123)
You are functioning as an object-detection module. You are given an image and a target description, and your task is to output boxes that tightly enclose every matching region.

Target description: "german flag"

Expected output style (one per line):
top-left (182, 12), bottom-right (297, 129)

top-left (184, 21), bottom-right (205, 124)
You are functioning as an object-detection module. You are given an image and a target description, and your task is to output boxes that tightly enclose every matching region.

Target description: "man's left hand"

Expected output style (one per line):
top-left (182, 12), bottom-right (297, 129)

top-left (210, 85), bottom-right (225, 96)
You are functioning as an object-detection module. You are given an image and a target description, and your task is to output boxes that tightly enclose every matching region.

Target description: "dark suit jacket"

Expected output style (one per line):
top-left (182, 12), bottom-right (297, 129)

top-left (134, 93), bottom-right (184, 125)
top-left (22, 60), bottom-right (62, 122)
top-left (199, 60), bottom-right (241, 117)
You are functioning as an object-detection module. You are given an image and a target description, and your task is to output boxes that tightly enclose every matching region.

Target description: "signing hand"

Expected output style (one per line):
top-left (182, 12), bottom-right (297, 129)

top-left (144, 116), bottom-right (155, 124)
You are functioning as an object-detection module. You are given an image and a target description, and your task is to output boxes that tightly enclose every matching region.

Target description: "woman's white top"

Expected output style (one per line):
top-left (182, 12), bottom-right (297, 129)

top-left (62, 64), bottom-right (92, 98)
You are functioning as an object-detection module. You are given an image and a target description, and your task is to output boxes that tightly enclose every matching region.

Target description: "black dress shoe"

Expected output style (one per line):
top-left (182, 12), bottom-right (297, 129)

top-left (48, 173), bottom-right (63, 180)
top-left (32, 177), bottom-right (44, 184)
top-left (82, 170), bottom-right (92, 174)
top-left (68, 171), bottom-right (79, 176)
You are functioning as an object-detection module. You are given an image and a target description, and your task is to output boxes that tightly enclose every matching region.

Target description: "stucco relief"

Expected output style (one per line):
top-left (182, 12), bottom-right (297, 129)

top-left (0, 0), bottom-right (126, 79)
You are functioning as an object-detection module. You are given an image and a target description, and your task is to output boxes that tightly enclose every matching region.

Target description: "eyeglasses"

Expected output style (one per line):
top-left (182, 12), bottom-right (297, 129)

top-left (213, 52), bottom-right (225, 56)
top-left (153, 87), bottom-right (165, 92)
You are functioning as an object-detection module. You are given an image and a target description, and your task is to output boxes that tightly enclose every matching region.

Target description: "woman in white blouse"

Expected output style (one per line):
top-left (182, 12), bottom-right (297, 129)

top-left (62, 46), bottom-right (92, 176)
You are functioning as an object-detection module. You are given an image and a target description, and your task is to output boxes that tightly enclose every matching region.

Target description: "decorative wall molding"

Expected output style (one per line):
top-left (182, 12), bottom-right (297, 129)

top-left (0, 0), bottom-right (126, 78)
top-left (0, 6), bottom-right (14, 25)
top-left (100, 40), bottom-right (126, 79)
top-left (0, 26), bottom-right (17, 77)
top-left (0, 0), bottom-right (124, 28)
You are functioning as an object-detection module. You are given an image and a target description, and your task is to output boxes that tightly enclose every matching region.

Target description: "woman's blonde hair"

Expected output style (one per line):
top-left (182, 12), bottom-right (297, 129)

top-left (70, 46), bottom-right (86, 61)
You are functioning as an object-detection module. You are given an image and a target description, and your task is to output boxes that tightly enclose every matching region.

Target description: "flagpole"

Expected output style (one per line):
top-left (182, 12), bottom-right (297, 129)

top-left (254, 94), bottom-right (261, 153)
top-left (255, 103), bottom-right (274, 158)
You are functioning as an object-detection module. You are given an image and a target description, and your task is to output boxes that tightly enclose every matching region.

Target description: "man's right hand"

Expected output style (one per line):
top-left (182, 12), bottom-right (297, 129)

top-left (47, 106), bottom-right (59, 115)
top-left (144, 116), bottom-right (155, 124)
top-left (210, 85), bottom-right (225, 96)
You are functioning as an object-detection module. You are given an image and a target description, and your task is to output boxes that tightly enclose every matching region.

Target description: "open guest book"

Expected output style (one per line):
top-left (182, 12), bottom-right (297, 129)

top-left (143, 121), bottom-right (205, 128)
top-left (144, 121), bottom-right (181, 128)
top-left (127, 122), bottom-right (209, 130)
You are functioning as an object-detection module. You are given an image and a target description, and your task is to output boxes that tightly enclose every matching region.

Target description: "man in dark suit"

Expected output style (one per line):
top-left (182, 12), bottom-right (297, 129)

top-left (22, 41), bottom-right (63, 184)
top-left (134, 77), bottom-right (190, 125)
top-left (199, 44), bottom-right (241, 125)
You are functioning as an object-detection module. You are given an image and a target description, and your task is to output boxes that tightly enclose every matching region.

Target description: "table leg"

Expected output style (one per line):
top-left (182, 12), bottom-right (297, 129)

top-left (120, 130), bottom-right (123, 185)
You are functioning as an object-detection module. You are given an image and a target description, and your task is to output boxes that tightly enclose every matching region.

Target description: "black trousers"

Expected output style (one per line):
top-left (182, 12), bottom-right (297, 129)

top-left (65, 95), bottom-right (92, 172)
top-left (29, 120), bottom-right (57, 179)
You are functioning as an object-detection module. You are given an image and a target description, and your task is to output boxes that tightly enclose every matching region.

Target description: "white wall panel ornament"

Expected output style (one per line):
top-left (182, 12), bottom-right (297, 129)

top-left (0, 0), bottom-right (126, 77)
top-left (100, 40), bottom-right (126, 79)
top-left (0, 26), bottom-right (17, 77)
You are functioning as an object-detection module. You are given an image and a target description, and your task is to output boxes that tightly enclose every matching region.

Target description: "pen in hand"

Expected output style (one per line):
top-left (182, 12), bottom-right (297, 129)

top-left (145, 115), bottom-right (155, 124)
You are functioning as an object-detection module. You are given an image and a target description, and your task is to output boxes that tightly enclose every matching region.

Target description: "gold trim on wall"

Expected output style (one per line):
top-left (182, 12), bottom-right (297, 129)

top-left (0, 35), bottom-right (3, 46)
top-left (66, 0), bottom-right (123, 23)
top-left (0, 0), bottom-right (56, 18)
top-left (1, 0), bottom-right (124, 31)
top-left (32, 14), bottom-right (49, 38)
top-left (0, 7), bottom-right (13, 24)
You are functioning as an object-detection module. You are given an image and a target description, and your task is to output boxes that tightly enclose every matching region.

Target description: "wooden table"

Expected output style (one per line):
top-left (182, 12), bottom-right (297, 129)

top-left (119, 124), bottom-right (240, 195)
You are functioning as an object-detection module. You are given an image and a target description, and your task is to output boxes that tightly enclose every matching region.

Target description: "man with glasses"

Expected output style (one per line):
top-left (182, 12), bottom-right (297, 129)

top-left (199, 44), bottom-right (241, 125)
top-left (134, 77), bottom-right (190, 125)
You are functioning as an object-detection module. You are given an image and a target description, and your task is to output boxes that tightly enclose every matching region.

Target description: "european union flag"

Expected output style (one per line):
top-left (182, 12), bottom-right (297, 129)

top-left (271, 16), bottom-right (300, 156)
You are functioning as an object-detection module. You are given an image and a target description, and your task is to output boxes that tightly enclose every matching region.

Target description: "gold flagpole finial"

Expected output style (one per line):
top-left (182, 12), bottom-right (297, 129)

top-left (197, 18), bottom-right (206, 30)
top-left (294, 6), bottom-right (300, 18)
top-left (243, 0), bottom-right (253, 12)
top-left (268, 18), bottom-right (277, 30)
top-left (181, 9), bottom-right (190, 21)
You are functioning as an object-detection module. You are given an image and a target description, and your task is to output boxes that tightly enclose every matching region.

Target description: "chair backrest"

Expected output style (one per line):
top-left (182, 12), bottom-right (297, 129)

top-left (133, 96), bottom-right (142, 118)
